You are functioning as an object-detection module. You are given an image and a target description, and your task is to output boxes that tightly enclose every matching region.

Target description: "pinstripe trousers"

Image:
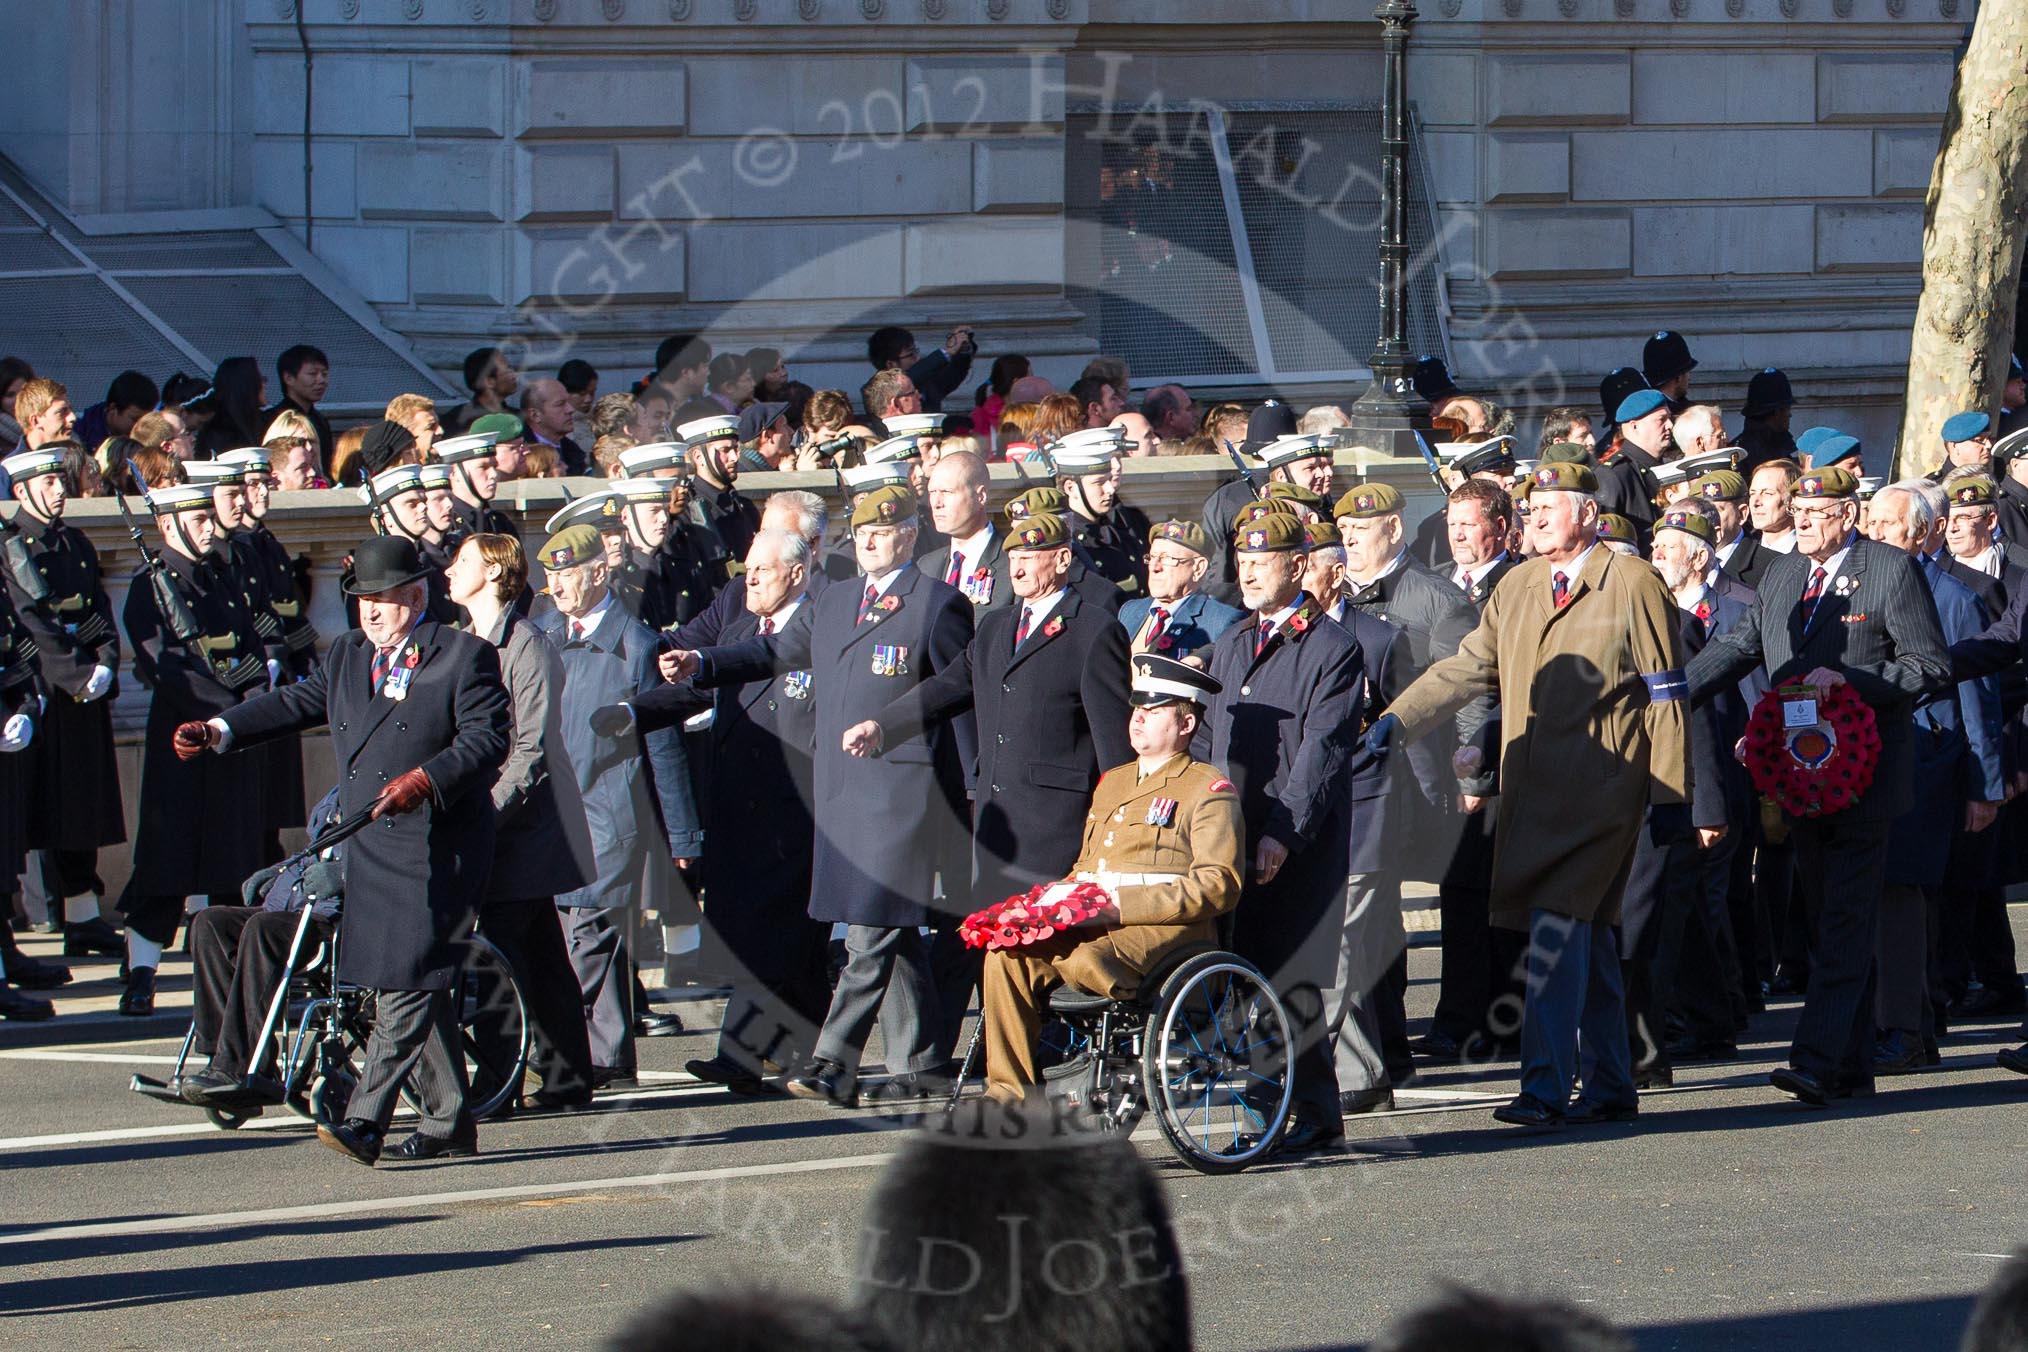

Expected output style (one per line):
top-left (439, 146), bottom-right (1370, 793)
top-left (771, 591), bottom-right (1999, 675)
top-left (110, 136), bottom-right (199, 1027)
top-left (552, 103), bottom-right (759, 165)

top-left (346, 988), bottom-right (468, 1134)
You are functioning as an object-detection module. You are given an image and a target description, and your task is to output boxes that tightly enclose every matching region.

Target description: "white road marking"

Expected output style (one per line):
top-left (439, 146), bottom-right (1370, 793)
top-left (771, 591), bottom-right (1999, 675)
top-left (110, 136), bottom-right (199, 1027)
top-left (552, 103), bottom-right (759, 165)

top-left (0, 1049), bottom-right (183, 1065)
top-left (0, 1152), bottom-right (899, 1247)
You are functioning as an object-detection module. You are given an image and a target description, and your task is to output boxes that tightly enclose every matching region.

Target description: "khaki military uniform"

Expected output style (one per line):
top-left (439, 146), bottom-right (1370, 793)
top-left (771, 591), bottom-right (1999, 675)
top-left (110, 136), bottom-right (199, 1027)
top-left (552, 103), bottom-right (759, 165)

top-left (980, 751), bottom-right (1244, 1102)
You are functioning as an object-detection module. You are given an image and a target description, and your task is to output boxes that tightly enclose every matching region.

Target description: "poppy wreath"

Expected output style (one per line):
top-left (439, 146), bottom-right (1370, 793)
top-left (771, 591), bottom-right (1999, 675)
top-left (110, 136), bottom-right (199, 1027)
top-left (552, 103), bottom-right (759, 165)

top-left (1742, 683), bottom-right (1880, 818)
top-left (959, 882), bottom-right (1116, 951)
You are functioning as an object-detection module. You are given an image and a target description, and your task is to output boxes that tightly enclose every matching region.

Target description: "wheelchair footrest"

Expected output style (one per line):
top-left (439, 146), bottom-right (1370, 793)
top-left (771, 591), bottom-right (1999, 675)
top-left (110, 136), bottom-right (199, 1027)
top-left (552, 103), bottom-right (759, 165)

top-left (130, 1074), bottom-right (187, 1106)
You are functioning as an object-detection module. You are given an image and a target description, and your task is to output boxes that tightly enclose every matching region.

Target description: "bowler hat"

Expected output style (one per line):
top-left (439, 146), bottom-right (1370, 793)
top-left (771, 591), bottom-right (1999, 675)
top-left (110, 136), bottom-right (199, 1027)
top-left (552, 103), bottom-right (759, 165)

top-left (345, 536), bottom-right (432, 596)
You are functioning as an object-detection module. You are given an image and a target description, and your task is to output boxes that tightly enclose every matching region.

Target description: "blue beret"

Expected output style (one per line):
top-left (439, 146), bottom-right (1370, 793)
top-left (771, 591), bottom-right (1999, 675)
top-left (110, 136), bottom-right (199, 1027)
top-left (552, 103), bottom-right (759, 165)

top-left (1614, 388), bottom-right (1669, 424)
top-left (1812, 434), bottom-right (1862, 466)
top-left (1794, 426), bottom-right (1841, 458)
top-left (1942, 411), bottom-right (1992, 444)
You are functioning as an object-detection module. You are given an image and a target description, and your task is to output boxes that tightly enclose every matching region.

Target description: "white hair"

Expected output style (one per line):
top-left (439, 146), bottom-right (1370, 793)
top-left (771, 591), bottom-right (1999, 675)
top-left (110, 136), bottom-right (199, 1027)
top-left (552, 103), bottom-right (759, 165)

top-left (1881, 479), bottom-right (1939, 533)
top-left (764, 489), bottom-right (828, 544)
top-left (749, 525), bottom-right (810, 570)
top-left (1298, 405), bottom-right (1350, 436)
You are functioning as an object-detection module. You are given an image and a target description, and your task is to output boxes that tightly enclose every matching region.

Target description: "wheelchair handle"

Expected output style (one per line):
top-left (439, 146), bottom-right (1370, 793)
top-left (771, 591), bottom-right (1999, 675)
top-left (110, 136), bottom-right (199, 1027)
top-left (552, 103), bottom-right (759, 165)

top-left (282, 805), bottom-right (380, 869)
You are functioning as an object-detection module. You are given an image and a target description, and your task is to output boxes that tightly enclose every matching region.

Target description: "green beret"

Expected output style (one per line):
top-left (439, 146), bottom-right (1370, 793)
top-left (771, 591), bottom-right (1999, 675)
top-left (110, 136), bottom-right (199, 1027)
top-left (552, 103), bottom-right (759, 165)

top-left (1301, 523), bottom-right (1339, 552)
top-left (1596, 514), bottom-right (1639, 547)
top-left (1539, 442), bottom-right (1593, 466)
top-left (1790, 466), bottom-right (1858, 500)
top-left (470, 412), bottom-right (526, 442)
top-left (1006, 514), bottom-right (1070, 551)
top-left (538, 524), bottom-right (603, 571)
top-left (1528, 461), bottom-right (1599, 494)
top-left (1947, 475), bottom-right (1998, 509)
top-left (1149, 518), bottom-right (1213, 558)
top-left (852, 484), bottom-right (919, 530)
top-left (1692, 470), bottom-right (1745, 503)
top-left (1231, 499), bottom-right (1292, 534)
top-left (1005, 486), bottom-right (1068, 522)
top-left (1262, 480), bottom-right (1329, 516)
top-left (1332, 482), bottom-right (1404, 519)
top-left (1232, 512), bottom-right (1307, 554)
top-left (1655, 506), bottom-right (1716, 547)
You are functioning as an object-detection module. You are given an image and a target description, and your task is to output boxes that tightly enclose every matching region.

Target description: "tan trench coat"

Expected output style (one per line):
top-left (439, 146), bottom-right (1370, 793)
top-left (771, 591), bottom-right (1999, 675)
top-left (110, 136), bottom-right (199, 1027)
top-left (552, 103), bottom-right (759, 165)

top-left (1384, 544), bottom-right (1692, 931)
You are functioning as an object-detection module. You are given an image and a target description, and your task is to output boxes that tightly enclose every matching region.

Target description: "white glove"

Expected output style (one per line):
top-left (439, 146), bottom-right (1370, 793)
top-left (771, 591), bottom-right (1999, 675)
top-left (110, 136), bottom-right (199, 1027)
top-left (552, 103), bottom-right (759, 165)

top-left (81, 664), bottom-right (113, 702)
top-left (0, 713), bottom-right (32, 753)
top-left (266, 659), bottom-right (282, 688)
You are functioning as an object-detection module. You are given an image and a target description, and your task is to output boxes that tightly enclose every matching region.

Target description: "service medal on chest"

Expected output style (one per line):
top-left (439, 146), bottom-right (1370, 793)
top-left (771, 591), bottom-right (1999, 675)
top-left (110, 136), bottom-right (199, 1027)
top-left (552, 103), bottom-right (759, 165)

top-left (871, 644), bottom-right (909, 677)
top-left (1146, 797), bottom-right (1177, 827)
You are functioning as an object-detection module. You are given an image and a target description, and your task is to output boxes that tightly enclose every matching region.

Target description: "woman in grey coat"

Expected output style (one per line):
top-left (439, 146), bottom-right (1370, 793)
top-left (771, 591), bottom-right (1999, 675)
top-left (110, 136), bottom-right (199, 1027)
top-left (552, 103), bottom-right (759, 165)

top-left (393, 533), bottom-right (600, 1159)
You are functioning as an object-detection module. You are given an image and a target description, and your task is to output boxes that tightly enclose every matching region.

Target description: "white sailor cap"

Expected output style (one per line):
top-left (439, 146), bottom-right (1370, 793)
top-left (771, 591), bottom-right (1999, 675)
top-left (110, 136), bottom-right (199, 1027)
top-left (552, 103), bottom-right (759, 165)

top-left (841, 460), bottom-right (914, 493)
top-left (1258, 433), bottom-right (1332, 471)
top-left (883, 413), bottom-right (944, 438)
top-left (214, 447), bottom-right (273, 476)
top-left (148, 483), bottom-right (214, 513)
top-left (1673, 448), bottom-right (1740, 479)
top-left (434, 432), bottom-right (499, 465)
top-left (416, 464), bottom-right (453, 491)
top-left (1, 448), bottom-right (65, 483)
top-left (1049, 426), bottom-right (1127, 474)
top-left (618, 442), bottom-right (690, 477)
top-left (544, 491), bottom-right (624, 534)
top-left (367, 465), bottom-right (427, 506)
top-left (678, 415), bottom-right (741, 448)
top-left (610, 478), bottom-right (675, 505)
top-left (183, 460), bottom-right (243, 486)
top-left (864, 433), bottom-right (923, 466)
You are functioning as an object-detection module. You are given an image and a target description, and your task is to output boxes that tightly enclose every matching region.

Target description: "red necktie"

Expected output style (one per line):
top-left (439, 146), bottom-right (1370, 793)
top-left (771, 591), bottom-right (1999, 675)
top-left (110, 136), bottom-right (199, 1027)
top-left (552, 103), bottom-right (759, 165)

top-left (370, 645), bottom-right (394, 694)
top-left (1014, 606), bottom-right (1032, 649)
top-left (1801, 566), bottom-right (1826, 623)
top-left (1551, 571), bottom-right (1571, 609)
top-left (759, 616), bottom-right (774, 635)
top-left (1255, 617), bottom-right (1273, 656)
top-left (858, 582), bottom-right (878, 623)
top-left (944, 551), bottom-right (963, 587)
top-left (1145, 605), bottom-right (1169, 645)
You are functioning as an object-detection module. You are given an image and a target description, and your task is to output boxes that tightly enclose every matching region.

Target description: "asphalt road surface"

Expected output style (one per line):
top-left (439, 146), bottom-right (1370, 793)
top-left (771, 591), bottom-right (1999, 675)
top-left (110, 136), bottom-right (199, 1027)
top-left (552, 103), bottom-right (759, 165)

top-left (4, 919), bottom-right (2026, 1351)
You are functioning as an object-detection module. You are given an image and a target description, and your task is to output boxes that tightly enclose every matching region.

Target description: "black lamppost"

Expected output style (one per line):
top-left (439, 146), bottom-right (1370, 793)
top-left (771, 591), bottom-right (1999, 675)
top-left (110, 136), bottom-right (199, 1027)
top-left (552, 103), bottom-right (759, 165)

top-left (1342, 0), bottom-right (1433, 455)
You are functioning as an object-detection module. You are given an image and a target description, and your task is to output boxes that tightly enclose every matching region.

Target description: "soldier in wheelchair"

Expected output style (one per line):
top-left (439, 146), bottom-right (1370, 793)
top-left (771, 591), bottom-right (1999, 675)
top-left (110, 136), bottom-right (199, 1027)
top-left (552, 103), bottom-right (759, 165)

top-left (173, 789), bottom-right (350, 1113)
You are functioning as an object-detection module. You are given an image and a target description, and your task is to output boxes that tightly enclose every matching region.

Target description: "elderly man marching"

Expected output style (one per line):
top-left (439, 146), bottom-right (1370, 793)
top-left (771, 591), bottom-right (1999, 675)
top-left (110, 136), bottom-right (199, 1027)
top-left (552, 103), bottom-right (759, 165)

top-left (1371, 461), bottom-right (1693, 1129)
top-left (977, 654), bottom-right (1244, 1104)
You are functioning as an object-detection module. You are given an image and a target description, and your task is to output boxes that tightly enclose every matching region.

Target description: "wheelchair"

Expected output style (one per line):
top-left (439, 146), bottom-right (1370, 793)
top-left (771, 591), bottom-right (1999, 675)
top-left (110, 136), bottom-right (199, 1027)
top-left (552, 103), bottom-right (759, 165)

top-left (132, 811), bottom-right (532, 1132)
top-left (952, 945), bottom-right (1297, 1175)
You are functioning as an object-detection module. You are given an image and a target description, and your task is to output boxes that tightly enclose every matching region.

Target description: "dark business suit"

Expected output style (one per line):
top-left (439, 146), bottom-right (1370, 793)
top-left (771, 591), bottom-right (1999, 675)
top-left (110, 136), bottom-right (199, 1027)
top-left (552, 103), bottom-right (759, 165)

top-left (1119, 590), bottom-right (1245, 662)
top-left (695, 563), bottom-right (973, 1081)
top-left (876, 586), bottom-right (1133, 1061)
top-left (1319, 602), bottom-right (1417, 1094)
top-left (1200, 594), bottom-right (1363, 1130)
top-left (918, 529), bottom-right (1012, 615)
top-left (220, 621), bottom-right (511, 1131)
top-left (1431, 554), bottom-right (1527, 1050)
top-left (1688, 535), bottom-right (1952, 1087)
top-left (639, 595), bottom-right (834, 1075)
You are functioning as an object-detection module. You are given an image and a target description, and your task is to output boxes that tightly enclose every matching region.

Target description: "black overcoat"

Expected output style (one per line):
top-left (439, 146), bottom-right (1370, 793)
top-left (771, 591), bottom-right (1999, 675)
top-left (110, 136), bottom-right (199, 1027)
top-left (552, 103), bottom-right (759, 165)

top-left (220, 622), bottom-right (511, 990)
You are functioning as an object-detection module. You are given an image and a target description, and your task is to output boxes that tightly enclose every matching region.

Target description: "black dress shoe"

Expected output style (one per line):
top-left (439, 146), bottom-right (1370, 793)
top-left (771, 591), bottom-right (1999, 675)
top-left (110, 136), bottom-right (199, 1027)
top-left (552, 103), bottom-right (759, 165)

top-left (1996, 1044), bottom-right (2028, 1076)
top-left (529, 1087), bottom-right (595, 1110)
top-left (862, 1072), bottom-right (949, 1109)
top-left (117, 966), bottom-right (156, 1017)
top-left (1768, 969), bottom-right (1808, 997)
top-left (1411, 1030), bottom-right (1466, 1061)
top-left (784, 1059), bottom-right (856, 1108)
top-left (686, 1056), bottom-right (772, 1096)
top-left (1769, 1066), bottom-right (1830, 1106)
top-left (1492, 1094), bottom-right (1564, 1128)
top-left (1959, 985), bottom-right (2028, 1017)
top-left (1, 952), bottom-right (70, 990)
top-left (635, 1010), bottom-right (685, 1037)
top-left (1339, 1086), bottom-right (1394, 1115)
top-left (1872, 1030), bottom-right (1926, 1076)
top-left (62, 916), bottom-right (122, 957)
top-left (1567, 1098), bottom-right (1640, 1125)
top-left (1633, 1064), bottom-right (1674, 1090)
top-left (0, 982), bottom-right (53, 1021)
top-left (317, 1118), bottom-right (384, 1167)
top-left (1664, 1035), bottom-right (1738, 1062)
top-left (591, 1066), bottom-right (638, 1091)
top-left (1276, 1119), bottom-right (1346, 1156)
top-left (178, 1068), bottom-right (241, 1104)
top-left (390, 1130), bottom-right (478, 1161)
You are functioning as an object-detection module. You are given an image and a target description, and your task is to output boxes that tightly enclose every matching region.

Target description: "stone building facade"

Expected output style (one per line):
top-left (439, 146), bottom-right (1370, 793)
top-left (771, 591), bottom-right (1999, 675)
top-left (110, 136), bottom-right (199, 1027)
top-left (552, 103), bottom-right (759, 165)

top-left (0, 0), bottom-right (1965, 446)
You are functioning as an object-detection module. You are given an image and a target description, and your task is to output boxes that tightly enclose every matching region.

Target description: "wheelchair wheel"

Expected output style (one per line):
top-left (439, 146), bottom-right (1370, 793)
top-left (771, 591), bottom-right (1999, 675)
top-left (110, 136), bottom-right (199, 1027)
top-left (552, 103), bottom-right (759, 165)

top-left (1141, 952), bottom-right (1294, 1174)
top-left (205, 1107), bottom-right (248, 1131)
top-left (444, 934), bottom-right (529, 1122)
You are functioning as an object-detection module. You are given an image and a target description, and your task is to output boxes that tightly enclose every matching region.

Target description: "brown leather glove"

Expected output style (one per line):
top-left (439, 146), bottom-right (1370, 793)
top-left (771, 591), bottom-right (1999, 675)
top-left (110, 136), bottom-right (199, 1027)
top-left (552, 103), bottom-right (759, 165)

top-left (173, 721), bottom-right (218, 761)
top-left (372, 767), bottom-right (433, 818)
